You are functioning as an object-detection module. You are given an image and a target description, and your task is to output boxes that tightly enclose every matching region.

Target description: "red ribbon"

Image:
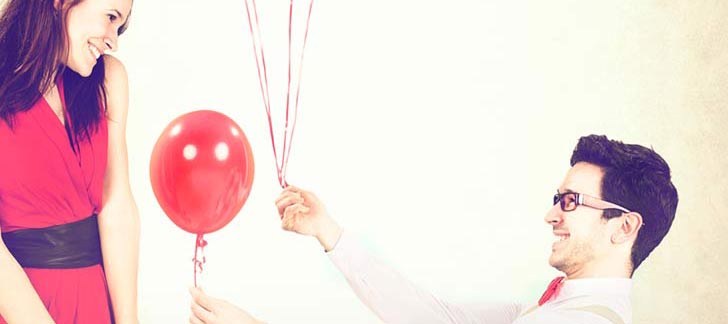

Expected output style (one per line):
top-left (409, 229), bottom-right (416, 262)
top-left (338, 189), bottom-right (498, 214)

top-left (192, 234), bottom-right (207, 287)
top-left (244, 0), bottom-right (315, 188)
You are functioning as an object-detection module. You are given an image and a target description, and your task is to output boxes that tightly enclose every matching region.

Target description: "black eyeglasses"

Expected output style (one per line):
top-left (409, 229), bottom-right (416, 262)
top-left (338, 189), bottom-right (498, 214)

top-left (553, 191), bottom-right (631, 213)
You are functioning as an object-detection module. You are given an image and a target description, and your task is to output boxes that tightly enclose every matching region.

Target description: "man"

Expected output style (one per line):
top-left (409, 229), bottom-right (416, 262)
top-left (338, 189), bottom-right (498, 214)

top-left (187, 134), bottom-right (678, 324)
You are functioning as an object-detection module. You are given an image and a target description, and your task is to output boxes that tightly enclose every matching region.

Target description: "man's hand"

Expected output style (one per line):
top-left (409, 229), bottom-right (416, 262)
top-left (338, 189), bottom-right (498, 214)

top-left (275, 186), bottom-right (342, 251)
top-left (189, 287), bottom-right (264, 324)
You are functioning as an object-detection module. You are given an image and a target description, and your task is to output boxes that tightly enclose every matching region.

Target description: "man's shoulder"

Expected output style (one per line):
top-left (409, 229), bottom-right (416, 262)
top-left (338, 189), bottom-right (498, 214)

top-left (515, 303), bottom-right (630, 324)
top-left (560, 304), bottom-right (628, 324)
top-left (559, 295), bottom-right (631, 324)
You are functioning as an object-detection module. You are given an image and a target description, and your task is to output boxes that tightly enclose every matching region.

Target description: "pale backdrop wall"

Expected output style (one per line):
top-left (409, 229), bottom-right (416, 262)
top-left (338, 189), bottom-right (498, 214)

top-left (51, 0), bottom-right (728, 323)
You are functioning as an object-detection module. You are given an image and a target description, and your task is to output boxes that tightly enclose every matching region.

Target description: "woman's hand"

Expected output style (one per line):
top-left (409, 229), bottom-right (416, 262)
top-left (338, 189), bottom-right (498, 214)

top-left (189, 287), bottom-right (264, 324)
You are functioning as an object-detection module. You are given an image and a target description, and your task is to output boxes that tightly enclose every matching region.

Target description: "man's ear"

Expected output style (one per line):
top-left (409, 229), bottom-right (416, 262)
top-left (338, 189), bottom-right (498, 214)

top-left (611, 212), bottom-right (643, 244)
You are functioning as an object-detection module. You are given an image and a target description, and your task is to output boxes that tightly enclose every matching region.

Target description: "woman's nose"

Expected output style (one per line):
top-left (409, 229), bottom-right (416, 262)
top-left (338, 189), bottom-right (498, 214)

top-left (103, 35), bottom-right (117, 53)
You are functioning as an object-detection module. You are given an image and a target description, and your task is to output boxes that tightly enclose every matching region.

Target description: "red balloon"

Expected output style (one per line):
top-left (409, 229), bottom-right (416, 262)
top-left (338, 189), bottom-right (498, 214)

top-left (150, 110), bottom-right (255, 234)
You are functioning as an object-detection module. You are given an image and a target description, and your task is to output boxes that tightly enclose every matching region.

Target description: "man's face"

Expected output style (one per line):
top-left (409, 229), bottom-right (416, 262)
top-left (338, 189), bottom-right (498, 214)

top-left (545, 162), bottom-right (615, 277)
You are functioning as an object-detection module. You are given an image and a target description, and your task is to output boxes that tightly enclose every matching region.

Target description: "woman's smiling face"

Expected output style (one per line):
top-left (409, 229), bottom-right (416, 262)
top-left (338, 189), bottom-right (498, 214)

top-left (62, 0), bottom-right (131, 76)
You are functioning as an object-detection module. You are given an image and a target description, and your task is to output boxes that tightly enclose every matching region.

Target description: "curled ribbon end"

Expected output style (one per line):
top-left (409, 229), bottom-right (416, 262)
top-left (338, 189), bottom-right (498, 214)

top-left (193, 234), bottom-right (208, 287)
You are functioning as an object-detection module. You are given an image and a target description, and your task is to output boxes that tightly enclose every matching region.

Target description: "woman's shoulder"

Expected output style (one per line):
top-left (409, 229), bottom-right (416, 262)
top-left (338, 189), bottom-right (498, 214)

top-left (102, 55), bottom-right (128, 119)
top-left (103, 55), bottom-right (128, 87)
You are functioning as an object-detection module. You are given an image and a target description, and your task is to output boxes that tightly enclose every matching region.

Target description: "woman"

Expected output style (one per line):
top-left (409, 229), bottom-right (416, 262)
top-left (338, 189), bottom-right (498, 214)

top-left (0, 0), bottom-right (139, 323)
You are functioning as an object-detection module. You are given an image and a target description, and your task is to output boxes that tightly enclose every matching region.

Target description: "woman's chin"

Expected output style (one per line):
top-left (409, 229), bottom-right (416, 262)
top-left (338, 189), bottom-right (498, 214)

top-left (66, 61), bottom-right (95, 77)
top-left (75, 67), bottom-right (94, 77)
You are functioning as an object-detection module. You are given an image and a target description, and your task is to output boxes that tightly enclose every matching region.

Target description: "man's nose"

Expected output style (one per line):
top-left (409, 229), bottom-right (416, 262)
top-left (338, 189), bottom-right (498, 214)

top-left (544, 204), bottom-right (563, 225)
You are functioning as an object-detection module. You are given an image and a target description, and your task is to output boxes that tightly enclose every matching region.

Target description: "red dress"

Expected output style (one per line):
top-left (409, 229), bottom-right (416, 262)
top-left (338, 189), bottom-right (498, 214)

top-left (0, 79), bottom-right (112, 324)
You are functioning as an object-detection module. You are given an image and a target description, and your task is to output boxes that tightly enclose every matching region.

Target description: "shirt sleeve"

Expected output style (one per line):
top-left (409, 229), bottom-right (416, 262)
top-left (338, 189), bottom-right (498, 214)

top-left (327, 230), bottom-right (523, 324)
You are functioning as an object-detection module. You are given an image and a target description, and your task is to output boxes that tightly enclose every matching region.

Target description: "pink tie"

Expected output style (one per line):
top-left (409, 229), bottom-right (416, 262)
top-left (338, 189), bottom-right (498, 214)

top-left (538, 276), bottom-right (565, 306)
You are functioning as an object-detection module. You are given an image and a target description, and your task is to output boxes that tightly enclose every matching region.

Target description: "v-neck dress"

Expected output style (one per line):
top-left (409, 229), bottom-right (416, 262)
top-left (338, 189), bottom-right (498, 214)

top-left (0, 78), bottom-right (113, 324)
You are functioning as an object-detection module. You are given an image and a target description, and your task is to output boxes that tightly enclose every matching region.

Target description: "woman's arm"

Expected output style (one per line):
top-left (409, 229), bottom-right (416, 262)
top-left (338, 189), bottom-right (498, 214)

top-left (98, 55), bottom-right (140, 324)
top-left (0, 231), bottom-right (56, 324)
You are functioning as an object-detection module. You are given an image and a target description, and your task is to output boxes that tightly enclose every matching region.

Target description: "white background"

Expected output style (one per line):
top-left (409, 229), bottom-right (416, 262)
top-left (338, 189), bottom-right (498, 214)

top-left (112, 1), bottom-right (726, 323)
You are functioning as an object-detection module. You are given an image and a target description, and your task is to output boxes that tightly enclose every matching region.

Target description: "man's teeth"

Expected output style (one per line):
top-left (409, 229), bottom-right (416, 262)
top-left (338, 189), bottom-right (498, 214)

top-left (556, 234), bottom-right (569, 241)
top-left (89, 44), bottom-right (101, 59)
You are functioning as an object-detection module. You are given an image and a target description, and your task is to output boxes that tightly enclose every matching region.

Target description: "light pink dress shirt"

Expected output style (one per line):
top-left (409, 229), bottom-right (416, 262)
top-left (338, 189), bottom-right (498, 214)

top-left (327, 230), bottom-right (632, 324)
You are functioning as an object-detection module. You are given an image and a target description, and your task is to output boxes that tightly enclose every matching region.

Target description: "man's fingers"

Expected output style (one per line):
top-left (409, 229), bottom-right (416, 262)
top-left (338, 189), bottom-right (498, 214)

top-left (284, 185), bottom-right (303, 193)
top-left (283, 203), bottom-right (310, 219)
top-left (276, 185), bottom-right (303, 203)
top-left (275, 195), bottom-right (305, 216)
top-left (275, 190), bottom-right (300, 205)
top-left (281, 203), bottom-right (311, 231)
top-left (299, 189), bottom-right (317, 202)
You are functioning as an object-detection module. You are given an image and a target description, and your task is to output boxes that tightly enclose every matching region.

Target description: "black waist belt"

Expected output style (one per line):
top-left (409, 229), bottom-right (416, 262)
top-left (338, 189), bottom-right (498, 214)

top-left (3, 214), bottom-right (103, 269)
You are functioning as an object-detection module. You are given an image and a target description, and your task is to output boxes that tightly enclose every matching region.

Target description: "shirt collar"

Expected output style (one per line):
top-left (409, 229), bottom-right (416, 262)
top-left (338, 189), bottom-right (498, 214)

top-left (555, 277), bottom-right (632, 302)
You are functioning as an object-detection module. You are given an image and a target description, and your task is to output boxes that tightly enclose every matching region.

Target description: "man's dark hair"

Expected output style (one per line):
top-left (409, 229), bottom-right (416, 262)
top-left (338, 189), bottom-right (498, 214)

top-left (570, 134), bottom-right (678, 272)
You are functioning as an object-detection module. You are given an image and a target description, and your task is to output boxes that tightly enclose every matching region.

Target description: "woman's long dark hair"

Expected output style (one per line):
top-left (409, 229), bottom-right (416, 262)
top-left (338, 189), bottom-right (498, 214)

top-left (0, 0), bottom-right (106, 142)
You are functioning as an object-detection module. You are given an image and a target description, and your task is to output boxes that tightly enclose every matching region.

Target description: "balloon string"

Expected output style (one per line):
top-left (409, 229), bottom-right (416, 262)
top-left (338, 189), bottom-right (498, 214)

top-left (244, 0), bottom-right (315, 188)
top-left (244, 0), bottom-right (284, 187)
top-left (281, 0), bottom-right (293, 187)
top-left (192, 234), bottom-right (207, 287)
top-left (283, 0), bottom-right (314, 186)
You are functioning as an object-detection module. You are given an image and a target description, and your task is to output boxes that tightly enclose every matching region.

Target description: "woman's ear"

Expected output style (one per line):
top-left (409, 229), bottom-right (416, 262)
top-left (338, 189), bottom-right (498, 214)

top-left (54, 0), bottom-right (71, 12)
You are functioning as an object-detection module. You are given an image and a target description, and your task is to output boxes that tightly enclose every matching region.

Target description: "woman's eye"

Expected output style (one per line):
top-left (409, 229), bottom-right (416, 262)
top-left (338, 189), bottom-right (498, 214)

top-left (108, 14), bottom-right (117, 22)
